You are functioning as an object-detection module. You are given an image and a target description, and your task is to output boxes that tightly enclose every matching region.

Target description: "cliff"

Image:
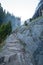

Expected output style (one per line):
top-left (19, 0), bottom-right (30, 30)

top-left (0, 16), bottom-right (43, 65)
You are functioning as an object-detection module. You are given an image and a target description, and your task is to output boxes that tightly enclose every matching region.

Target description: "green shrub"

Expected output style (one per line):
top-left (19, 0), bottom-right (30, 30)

top-left (24, 21), bottom-right (28, 26)
top-left (5, 21), bottom-right (12, 35)
top-left (0, 21), bottom-right (12, 44)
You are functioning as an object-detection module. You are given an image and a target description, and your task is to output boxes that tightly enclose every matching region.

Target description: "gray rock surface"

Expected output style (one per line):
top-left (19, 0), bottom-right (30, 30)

top-left (0, 17), bottom-right (43, 65)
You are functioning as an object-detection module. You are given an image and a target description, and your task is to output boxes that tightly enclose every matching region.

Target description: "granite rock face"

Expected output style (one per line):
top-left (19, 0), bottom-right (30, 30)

top-left (0, 17), bottom-right (43, 65)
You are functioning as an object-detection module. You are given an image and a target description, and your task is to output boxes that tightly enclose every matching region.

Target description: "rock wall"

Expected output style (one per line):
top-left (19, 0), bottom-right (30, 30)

top-left (0, 17), bottom-right (43, 65)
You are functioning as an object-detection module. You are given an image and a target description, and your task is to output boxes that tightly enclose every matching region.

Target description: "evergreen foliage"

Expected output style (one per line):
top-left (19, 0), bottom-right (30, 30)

top-left (0, 3), bottom-right (5, 25)
top-left (24, 21), bottom-right (28, 26)
top-left (0, 21), bottom-right (12, 43)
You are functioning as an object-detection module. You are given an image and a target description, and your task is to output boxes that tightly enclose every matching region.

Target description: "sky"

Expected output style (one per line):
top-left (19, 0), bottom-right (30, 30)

top-left (0, 0), bottom-right (39, 22)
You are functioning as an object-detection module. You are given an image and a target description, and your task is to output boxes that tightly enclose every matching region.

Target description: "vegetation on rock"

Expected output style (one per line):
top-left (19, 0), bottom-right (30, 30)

top-left (0, 21), bottom-right (12, 44)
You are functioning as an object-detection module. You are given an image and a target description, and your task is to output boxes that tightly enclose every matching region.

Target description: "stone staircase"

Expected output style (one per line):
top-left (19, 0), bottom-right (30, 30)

top-left (0, 33), bottom-right (33, 65)
top-left (1, 33), bottom-right (23, 55)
